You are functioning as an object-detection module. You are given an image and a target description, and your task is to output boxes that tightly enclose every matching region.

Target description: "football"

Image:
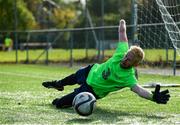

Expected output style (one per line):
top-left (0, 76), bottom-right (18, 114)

top-left (72, 92), bottom-right (96, 116)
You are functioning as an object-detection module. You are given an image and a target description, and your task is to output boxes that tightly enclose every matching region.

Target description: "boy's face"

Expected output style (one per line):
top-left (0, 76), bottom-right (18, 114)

top-left (121, 51), bottom-right (138, 68)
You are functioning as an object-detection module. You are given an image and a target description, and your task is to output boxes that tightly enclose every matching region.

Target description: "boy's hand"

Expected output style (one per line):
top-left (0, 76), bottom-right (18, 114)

top-left (118, 19), bottom-right (128, 42)
top-left (152, 85), bottom-right (170, 104)
top-left (119, 19), bottom-right (126, 32)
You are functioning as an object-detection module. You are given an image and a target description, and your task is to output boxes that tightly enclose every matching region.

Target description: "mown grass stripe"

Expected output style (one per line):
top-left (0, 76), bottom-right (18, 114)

top-left (0, 71), bottom-right (57, 79)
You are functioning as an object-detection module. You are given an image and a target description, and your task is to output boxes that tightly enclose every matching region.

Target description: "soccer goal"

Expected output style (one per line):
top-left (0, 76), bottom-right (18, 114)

top-left (156, 0), bottom-right (180, 55)
top-left (137, 0), bottom-right (180, 55)
top-left (134, 0), bottom-right (180, 75)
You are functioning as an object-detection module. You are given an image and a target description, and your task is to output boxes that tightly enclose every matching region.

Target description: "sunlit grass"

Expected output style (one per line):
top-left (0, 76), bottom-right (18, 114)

top-left (0, 64), bottom-right (180, 124)
top-left (0, 49), bottom-right (179, 63)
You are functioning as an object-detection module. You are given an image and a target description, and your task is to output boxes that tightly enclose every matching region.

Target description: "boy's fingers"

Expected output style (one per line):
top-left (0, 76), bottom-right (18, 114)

top-left (119, 19), bottom-right (126, 33)
top-left (155, 85), bottom-right (160, 94)
top-left (161, 89), bottom-right (169, 95)
top-left (120, 19), bottom-right (125, 25)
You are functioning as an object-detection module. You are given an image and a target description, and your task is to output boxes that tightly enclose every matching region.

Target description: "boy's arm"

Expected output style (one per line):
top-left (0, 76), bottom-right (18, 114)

top-left (131, 84), bottom-right (170, 104)
top-left (131, 84), bottom-right (153, 100)
top-left (119, 19), bottom-right (128, 42)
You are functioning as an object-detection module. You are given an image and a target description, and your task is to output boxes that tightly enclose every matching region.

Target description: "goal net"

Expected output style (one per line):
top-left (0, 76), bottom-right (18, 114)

top-left (137, 0), bottom-right (180, 55)
top-left (135, 0), bottom-right (180, 76)
top-left (156, 0), bottom-right (180, 55)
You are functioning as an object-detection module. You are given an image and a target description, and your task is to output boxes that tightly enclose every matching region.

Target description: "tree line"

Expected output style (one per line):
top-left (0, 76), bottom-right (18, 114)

top-left (0, 0), bottom-right (132, 30)
top-left (0, 0), bottom-right (169, 49)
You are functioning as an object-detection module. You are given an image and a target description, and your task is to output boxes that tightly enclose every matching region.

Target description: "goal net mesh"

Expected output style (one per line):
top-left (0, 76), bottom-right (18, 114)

top-left (137, 0), bottom-right (180, 55)
top-left (156, 0), bottom-right (180, 55)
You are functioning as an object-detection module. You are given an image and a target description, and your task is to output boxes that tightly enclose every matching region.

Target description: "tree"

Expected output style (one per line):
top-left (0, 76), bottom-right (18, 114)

top-left (87, 0), bottom-right (131, 26)
top-left (0, 0), bottom-right (78, 30)
top-left (0, 0), bottom-right (38, 30)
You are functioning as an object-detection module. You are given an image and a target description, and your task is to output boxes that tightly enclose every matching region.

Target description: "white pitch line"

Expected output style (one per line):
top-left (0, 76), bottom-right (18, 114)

top-left (0, 71), bottom-right (56, 79)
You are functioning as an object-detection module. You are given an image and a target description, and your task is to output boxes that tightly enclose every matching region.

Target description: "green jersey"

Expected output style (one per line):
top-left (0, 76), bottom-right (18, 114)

top-left (5, 38), bottom-right (12, 47)
top-left (87, 42), bottom-right (137, 98)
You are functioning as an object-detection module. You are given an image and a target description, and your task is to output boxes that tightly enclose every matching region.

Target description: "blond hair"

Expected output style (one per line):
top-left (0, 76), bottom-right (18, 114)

top-left (128, 46), bottom-right (145, 64)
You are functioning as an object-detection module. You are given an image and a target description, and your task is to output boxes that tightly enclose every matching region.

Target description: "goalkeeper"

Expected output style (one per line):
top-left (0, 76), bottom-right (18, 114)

top-left (42, 19), bottom-right (170, 108)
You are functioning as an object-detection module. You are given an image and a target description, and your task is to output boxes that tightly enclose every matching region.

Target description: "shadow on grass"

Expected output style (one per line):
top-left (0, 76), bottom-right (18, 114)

top-left (66, 118), bottom-right (94, 124)
top-left (37, 101), bottom-right (167, 124)
top-left (58, 106), bottom-right (167, 124)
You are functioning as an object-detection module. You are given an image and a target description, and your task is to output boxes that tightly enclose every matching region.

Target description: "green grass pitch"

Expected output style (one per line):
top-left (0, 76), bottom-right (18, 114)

top-left (0, 64), bottom-right (180, 124)
top-left (0, 49), bottom-right (180, 63)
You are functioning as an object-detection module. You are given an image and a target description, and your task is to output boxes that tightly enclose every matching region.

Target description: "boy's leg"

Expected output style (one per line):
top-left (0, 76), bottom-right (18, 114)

top-left (42, 65), bottom-right (93, 90)
top-left (53, 79), bottom-right (99, 109)
top-left (56, 64), bottom-right (92, 86)
top-left (75, 65), bottom-right (93, 85)
top-left (53, 92), bottom-right (76, 108)
top-left (42, 73), bottom-right (77, 91)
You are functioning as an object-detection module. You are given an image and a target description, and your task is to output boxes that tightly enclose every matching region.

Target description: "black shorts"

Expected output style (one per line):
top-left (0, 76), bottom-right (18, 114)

top-left (74, 64), bottom-right (99, 99)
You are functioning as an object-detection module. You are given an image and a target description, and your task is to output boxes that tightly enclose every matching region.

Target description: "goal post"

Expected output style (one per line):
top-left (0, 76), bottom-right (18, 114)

top-left (136, 0), bottom-right (180, 53)
top-left (155, 0), bottom-right (180, 75)
top-left (155, 0), bottom-right (180, 55)
top-left (136, 0), bottom-right (180, 75)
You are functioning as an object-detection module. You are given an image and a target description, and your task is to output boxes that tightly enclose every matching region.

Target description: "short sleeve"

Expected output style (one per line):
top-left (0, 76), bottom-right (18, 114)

top-left (113, 42), bottom-right (129, 58)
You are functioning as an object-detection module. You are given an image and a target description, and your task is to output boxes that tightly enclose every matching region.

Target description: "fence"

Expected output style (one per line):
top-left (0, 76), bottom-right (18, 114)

top-left (0, 24), bottom-right (177, 63)
top-left (0, 0), bottom-right (179, 76)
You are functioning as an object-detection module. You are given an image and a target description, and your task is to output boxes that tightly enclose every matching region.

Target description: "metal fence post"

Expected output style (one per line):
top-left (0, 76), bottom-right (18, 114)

top-left (45, 33), bottom-right (49, 65)
top-left (173, 48), bottom-right (176, 76)
top-left (85, 0), bottom-right (89, 59)
top-left (165, 32), bottom-right (169, 65)
top-left (70, 32), bottom-right (74, 67)
top-left (131, 0), bottom-right (138, 44)
top-left (101, 0), bottom-right (104, 59)
top-left (14, 0), bottom-right (18, 63)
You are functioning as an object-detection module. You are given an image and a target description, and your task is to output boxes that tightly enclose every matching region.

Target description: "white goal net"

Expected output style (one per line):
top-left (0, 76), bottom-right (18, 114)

top-left (137, 0), bottom-right (180, 55)
top-left (156, 0), bottom-right (180, 55)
